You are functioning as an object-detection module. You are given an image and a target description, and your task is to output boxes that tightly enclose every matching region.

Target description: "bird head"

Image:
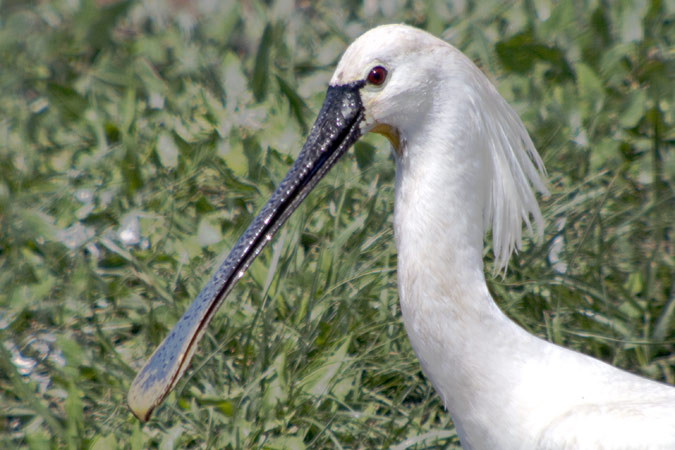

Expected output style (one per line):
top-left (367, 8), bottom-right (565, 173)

top-left (330, 24), bottom-right (451, 152)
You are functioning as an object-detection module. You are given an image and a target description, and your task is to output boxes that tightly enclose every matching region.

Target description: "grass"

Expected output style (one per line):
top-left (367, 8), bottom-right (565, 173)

top-left (0, 0), bottom-right (673, 448)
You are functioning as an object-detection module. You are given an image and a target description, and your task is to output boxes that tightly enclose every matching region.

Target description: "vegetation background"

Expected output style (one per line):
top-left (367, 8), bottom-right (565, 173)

top-left (0, 0), bottom-right (672, 448)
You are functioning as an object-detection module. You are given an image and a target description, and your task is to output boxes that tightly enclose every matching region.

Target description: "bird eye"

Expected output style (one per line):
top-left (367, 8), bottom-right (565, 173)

top-left (367, 66), bottom-right (388, 86)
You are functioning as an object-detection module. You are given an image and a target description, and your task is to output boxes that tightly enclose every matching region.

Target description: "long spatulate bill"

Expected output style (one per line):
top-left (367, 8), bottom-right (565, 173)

top-left (128, 81), bottom-right (365, 421)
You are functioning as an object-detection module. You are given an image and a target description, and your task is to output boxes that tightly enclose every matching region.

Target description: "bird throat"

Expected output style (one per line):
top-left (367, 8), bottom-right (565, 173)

top-left (371, 123), bottom-right (402, 155)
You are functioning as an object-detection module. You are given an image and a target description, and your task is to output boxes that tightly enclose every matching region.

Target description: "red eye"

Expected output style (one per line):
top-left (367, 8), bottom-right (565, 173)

top-left (367, 66), bottom-right (388, 86)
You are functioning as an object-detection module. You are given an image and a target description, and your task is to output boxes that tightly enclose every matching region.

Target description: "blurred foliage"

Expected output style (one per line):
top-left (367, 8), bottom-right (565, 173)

top-left (0, 0), bottom-right (672, 448)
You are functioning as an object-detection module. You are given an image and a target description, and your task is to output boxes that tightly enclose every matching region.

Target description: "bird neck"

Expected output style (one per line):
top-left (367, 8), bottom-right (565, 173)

top-left (393, 107), bottom-right (497, 322)
top-left (392, 114), bottom-right (534, 410)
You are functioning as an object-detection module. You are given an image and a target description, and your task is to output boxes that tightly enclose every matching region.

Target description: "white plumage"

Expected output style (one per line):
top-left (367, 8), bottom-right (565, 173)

top-left (335, 25), bottom-right (675, 449)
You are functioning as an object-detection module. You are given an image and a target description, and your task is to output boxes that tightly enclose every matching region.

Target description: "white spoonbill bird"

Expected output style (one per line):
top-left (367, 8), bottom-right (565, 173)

top-left (129, 25), bottom-right (675, 448)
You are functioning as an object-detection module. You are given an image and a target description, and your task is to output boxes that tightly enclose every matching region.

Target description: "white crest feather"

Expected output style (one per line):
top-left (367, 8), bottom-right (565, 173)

top-left (476, 79), bottom-right (548, 273)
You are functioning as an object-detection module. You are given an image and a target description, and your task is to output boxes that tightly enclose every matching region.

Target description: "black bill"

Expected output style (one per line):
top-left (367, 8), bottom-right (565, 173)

top-left (128, 81), bottom-right (366, 421)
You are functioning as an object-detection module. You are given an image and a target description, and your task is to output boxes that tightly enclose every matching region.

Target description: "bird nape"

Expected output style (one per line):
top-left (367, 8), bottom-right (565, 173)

top-left (128, 24), bottom-right (675, 448)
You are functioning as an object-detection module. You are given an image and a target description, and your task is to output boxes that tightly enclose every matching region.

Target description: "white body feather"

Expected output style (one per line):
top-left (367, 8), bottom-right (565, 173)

top-left (332, 25), bottom-right (675, 449)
